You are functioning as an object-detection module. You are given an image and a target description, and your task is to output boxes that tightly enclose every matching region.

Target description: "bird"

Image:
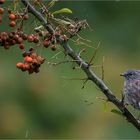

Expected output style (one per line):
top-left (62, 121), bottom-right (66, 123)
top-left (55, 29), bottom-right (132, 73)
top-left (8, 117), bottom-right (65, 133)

top-left (121, 69), bottom-right (140, 110)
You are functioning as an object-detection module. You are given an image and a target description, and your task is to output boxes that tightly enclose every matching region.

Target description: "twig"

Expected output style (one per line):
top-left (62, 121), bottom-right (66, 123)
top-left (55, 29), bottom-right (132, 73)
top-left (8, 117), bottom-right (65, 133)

top-left (21, 0), bottom-right (140, 131)
top-left (48, 60), bottom-right (79, 66)
top-left (88, 41), bottom-right (100, 65)
top-left (101, 56), bottom-right (105, 81)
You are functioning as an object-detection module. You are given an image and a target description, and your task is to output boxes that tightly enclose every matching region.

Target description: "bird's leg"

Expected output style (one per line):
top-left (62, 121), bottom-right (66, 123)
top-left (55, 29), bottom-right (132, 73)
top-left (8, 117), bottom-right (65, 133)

top-left (121, 93), bottom-right (125, 105)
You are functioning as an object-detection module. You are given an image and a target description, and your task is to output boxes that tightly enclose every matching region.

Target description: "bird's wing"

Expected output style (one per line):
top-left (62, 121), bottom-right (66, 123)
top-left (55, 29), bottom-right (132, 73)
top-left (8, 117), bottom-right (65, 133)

top-left (125, 79), bottom-right (140, 109)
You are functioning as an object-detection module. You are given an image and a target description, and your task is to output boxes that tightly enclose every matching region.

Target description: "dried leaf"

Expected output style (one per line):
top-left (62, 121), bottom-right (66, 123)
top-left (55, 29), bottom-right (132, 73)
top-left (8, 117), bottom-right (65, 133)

top-left (52, 18), bottom-right (73, 26)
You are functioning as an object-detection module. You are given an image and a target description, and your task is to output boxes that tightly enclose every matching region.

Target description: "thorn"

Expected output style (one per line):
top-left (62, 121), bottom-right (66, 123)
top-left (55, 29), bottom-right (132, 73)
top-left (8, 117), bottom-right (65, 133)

top-left (101, 56), bottom-right (105, 81)
top-left (62, 76), bottom-right (87, 81)
top-left (81, 78), bottom-right (89, 89)
top-left (78, 48), bottom-right (86, 57)
top-left (96, 97), bottom-right (108, 102)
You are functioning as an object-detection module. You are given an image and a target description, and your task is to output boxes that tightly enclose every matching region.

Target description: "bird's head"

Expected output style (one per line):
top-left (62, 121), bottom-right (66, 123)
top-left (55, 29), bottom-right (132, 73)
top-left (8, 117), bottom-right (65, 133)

top-left (120, 69), bottom-right (140, 81)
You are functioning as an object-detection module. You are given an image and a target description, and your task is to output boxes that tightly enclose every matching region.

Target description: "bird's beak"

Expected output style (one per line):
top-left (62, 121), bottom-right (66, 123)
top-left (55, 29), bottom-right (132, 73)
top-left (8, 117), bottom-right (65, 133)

top-left (120, 73), bottom-right (124, 76)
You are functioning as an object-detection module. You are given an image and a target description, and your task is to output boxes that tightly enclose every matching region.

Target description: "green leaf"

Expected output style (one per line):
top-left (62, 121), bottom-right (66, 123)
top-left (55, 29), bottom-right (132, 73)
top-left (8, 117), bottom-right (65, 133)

top-left (111, 109), bottom-right (122, 116)
top-left (52, 8), bottom-right (73, 15)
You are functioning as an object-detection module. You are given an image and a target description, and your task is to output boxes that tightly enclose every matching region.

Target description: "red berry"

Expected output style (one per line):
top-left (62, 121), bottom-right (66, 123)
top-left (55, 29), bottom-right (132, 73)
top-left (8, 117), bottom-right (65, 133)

top-left (17, 37), bottom-right (23, 44)
top-left (4, 45), bottom-right (10, 49)
top-left (11, 39), bottom-right (16, 45)
top-left (33, 36), bottom-right (39, 43)
top-left (43, 39), bottom-right (50, 48)
top-left (19, 44), bottom-right (25, 50)
top-left (16, 62), bottom-right (24, 69)
top-left (1, 32), bottom-right (8, 40)
top-left (0, 0), bottom-right (5, 4)
top-left (24, 63), bottom-right (30, 70)
top-left (24, 56), bottom-right (33, 63)
top-left (1, 31), bottom-right (7, 36)
top-left (30, 53), bottom-right (37, 59)
top-left (27, 35), bottom-right (34, 42)
top-left (9, 21), bottom-right (16, 27)
top-left (0, 7), bottom-right (4, 14)
top-left (9, 13), bottom-right (16, 20)
top-left (22, 34), bottom-right (27, 40)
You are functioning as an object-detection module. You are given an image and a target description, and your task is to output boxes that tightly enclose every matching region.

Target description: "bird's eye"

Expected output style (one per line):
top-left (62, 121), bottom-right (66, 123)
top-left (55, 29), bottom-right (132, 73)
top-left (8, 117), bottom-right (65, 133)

top-left (128, 73), bottom-right (133, 76)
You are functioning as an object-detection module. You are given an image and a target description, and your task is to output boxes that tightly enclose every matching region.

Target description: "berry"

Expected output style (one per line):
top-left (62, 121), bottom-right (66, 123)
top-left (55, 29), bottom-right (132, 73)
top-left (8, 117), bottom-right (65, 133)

top-left (1, 31), bottom-right (7, 36)
top-left (27, 35), bottom-right (34, 42)
top-left (30, 53), bottom-right (37, 59)
top-left (17, 37), bottom-right (23, 44)
top-left (1, 32), bottom-right (8, 40)
top-left (24, 63), bottom-right (30, 70)
top-left (9, 13), bottom-right (16, 20)
top-left (16, 62), bottom-right (24, 69)
top-left (24, 56), bottom-right (33, 63)
top-left (22, 34), bottom-right (27, 40)
top-left (23, 14), bottom-right (29, 20)
top-left (9, 21), bottom-right (16, 27)
top-left (4, 45), bottom-right (10, 49)
top-left (19, 44), bottom-right (25, 50)
top-left (33, 36), bottom-right (39, 43)
top-left (43, 39), bottom-right (50, 48)
top-left (0, 7), bottom-right (4, 14)
top-left (0, 0), bottom-right (5, 4)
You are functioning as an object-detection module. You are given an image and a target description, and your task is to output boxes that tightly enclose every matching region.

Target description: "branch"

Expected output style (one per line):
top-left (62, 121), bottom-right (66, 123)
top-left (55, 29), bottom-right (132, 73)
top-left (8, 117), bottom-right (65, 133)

top-left (21, 0), bottom-right (140, 131)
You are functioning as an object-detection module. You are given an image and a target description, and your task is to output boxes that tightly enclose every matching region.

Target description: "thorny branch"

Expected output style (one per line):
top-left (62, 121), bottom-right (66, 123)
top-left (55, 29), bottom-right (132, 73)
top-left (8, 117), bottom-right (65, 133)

top-left (21, 0), bottom-right (140, 131)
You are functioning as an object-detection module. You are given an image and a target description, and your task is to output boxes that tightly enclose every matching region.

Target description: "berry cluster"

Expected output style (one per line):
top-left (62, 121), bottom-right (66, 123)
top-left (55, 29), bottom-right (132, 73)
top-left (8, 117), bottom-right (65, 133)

top-left (0, 0), bottom-right (61, 74)
top-left (8, 11), bottom-right (29, 27)
top-left (0, 31), bottom-right (39, 50)
top-left (16, 49), bottom-right (45, 74)
top-left (42, 35), bottom-right (57, 51)
top-left (0, 0), bottom-right (29, 27)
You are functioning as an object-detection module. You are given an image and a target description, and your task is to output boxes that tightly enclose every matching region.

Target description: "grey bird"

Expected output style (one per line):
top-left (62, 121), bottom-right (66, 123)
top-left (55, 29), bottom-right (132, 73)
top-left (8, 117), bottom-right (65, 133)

top-left (121, 69), bottom-right (140, 109)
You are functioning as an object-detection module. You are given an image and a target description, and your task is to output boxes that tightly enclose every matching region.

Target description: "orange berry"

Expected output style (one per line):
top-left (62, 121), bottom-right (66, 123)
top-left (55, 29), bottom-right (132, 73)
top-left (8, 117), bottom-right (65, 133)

top-left (0, 7), bottom-right (4, 14)
top-left (9, 21), bottom-right (16, 27)
top-left (24, 63), bottom-right (30, 70)
top-left (9, 13), bottom-right (16, 20)
top-left (16, 62), bottom-right (24, 69)
top-left (30, 53), bottom-right (37, 59)
top-left (24, 56), bottom-right (33, 63)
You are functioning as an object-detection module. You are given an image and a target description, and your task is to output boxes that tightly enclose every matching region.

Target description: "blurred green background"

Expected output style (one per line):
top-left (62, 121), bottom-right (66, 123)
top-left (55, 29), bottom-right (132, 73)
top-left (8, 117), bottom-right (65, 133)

top-left (0, 0), bottom-right (140, 139)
